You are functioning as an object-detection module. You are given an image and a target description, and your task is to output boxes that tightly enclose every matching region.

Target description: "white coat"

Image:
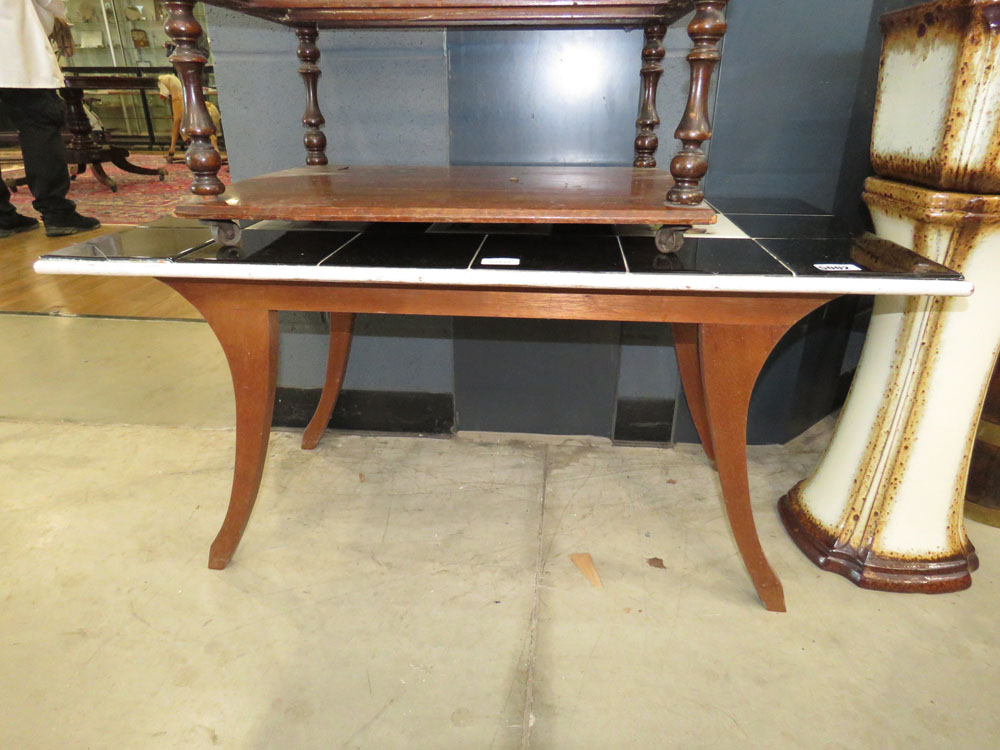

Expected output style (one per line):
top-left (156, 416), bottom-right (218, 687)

top-left (0, 0), bottom-right (68, 89)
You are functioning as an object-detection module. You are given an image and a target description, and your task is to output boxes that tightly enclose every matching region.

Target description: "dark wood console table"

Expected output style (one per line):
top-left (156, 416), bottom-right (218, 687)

top-left (34, 221), bottom-right (970, 611)
top-left (62, 75), bottom-right (168, 193)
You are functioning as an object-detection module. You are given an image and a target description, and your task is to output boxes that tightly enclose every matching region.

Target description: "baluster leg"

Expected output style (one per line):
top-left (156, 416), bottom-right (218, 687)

top-left (295, 25), bottom-right (329, 166)
top-left (163, 0), bottom-right (225, 196)
top-left (667, 0), bottom-right (729, 205)
top-left (634, 22), bottom-right (666, 168)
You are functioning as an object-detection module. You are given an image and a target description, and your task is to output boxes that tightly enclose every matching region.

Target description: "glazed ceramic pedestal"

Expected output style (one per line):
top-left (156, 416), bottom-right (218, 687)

top-left (780, 177), bottom-right (1000, 592)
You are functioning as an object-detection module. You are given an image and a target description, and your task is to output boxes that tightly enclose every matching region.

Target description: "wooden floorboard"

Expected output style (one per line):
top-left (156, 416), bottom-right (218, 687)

top-left (0, 224), bottom-right (201, 319)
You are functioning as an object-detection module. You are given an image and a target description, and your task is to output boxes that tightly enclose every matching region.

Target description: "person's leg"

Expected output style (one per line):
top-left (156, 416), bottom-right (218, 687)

top-left (0, 147), bottom-right (40, 237)
top-left (0, 88), bottom-right (74, 214)
top-left (0, 88), bottom-right (98, 236)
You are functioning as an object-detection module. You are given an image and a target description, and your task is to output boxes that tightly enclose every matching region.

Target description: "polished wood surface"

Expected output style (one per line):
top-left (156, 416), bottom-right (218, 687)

top-left (201, 0), bottom-right (693, 27)
top-left (164, 1), bottom-right (226, 197)
top-left (164, 274), bottom-right (834, 609)
top-left (1, 226), bottom-right (200, 319)
top-left (634, 22), bottom-right (666, 169)
top-left (294, 25), bottom-right (329, 166)
top-left (173, 165), bottom-right (717, 224)
top-left (667, 0), bottom-right (728, 205)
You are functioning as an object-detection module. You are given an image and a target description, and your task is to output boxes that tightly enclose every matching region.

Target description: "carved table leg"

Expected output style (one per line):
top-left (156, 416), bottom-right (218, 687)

top-left (295, 25), bottom-right (329, 166)
top-left (302, 313), bottom-right (355, 450)
top-left (89, 162), bottom-right (118, 192)
top-left (672, 323), bottom-right (715, 462)
top-left (634, 22), bottom-right (666, 168)
top-left (109, 149), bottom-right (168, 180)
top-left (162, 280), bottom-right (278, 569)
top-left (667, 0), bottom-right (729, 205)
top-left (61, 87), bottom-right (96, 157)
top-left (164, 0), bottom-right (225, 197)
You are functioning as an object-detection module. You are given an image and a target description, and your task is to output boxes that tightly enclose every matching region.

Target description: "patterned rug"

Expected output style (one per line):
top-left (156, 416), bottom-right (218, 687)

top-left (8, 153), bottom-right (231, 226)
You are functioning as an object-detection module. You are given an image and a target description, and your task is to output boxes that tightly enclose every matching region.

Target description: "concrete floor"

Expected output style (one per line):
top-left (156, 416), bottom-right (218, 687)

top-left (2, 311), bottom-right (999, 749)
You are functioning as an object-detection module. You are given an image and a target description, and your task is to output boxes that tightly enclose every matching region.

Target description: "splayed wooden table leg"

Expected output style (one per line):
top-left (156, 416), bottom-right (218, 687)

top-left (302, 313), bottom-right (354, 450)
top-left (163, 280), bottom-right (279, 569)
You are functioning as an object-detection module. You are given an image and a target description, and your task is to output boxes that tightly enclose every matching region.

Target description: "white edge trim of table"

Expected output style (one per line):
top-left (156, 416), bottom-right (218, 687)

top-left (33, 257), bottom-right (975, 297)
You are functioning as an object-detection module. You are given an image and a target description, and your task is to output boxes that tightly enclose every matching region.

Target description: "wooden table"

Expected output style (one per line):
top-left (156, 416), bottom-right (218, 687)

top-left (62, 75), bottom-right (167, 193)
top-left (34, 219), bottom-right (971, 611)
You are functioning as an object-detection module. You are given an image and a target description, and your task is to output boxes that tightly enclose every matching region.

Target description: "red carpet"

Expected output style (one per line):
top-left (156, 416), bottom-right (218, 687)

top-left (8, 153), bottom-right (231, 226)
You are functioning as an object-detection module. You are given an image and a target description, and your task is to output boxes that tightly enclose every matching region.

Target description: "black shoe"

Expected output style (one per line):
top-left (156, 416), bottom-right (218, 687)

top-left (43, 211), bottom-right (101, 237)
top-left (0, 212), bottom-right (40, 238)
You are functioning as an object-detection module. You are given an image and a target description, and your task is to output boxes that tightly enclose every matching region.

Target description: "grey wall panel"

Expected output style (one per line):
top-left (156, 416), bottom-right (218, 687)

top-left (448, 26), bottom-right (693, 166)
top-left (276, 316), bottom-right (454, 393)
top-left (453, 319), bottom-right (621, 437)
top-left (705, 0), bottom-right (877, 210)
top-left (616, 323), bottom-right (679, 400)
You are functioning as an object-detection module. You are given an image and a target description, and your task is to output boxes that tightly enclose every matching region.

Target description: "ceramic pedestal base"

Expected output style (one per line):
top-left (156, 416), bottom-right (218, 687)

top-left (779, 177), bottom-right (1000, 593)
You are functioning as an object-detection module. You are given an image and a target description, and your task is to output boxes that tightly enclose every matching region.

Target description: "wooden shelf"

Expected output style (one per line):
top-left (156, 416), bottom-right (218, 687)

top-left (205, 0), bottom-right (692, 28)
top-left (173, 165), bottom-right (716, 225)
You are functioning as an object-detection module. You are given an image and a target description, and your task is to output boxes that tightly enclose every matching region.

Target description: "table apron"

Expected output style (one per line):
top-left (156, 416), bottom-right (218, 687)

top-left (159, 278), bottom-right (836, 325)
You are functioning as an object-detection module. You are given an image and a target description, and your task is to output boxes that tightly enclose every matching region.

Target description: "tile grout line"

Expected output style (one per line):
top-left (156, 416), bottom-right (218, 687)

top-left (520, 443), bottom-right (549, 750)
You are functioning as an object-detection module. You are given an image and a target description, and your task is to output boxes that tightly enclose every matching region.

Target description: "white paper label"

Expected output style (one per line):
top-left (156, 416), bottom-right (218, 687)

top-left (480, 257), bottom-right (521, 266)
top-left (814, 263), bottom-right (862, 272)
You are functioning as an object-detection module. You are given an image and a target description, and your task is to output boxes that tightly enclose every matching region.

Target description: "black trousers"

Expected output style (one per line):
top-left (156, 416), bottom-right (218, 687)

top-left (0, 88), bottom-right (75, 217)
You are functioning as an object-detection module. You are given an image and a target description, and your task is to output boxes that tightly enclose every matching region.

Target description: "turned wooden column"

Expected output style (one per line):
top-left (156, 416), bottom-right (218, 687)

top-left (667, 0), bottom-right (728, 205)
top-left (634, 22), bottom-right (666, 168)
top-left (295, 25), bottom-right (329, 166)
top-left (163, 0), bottom-right (225, 196)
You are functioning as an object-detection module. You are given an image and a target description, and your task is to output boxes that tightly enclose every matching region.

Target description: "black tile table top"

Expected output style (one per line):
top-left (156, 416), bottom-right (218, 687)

top-left (472, 234), bottom-right (625, 272)
top-left (757, 236), bottom-right (962, 279)
top-left (707, 197), bottom-right (827, 215)
top-left (182, 230), bottom-right (357, 264)
top-left (726, 213), bottom-right (852, 240)
top-left (48, 226), bottom-right (214, 260)
top-left (621, 236), bottom-right (789, 276)
top-left (35, 220), bottom-right (969, 296)
top-left (323, 230), bottom-right (483, 268)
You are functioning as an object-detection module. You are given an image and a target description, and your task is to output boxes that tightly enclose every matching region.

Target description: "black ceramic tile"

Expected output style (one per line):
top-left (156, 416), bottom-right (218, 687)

top-left (321, 231), bottom-right (484, 268)
top-left (43, 227), bottom-right (213, 260)
top-left (707, 197), bottom-right (827, 215)
top-left (427, 223), bottom-right (620, 237)
top-left (550, 224), bottom-right (617, 237)
top-left (473, 234), bottom-right (625, 272)
top-left (361, 222), bottom-right (434, 234)
top-left (246, 220), bottom-right (371, 232)
top-left (427, 222), bottom-right (552, 235)
top-left (143, 216), bottom-right (210, 229)
top-left (620, 236), bottom-right (791, 276)
top-left (757, 237), bottom-right (962, 278)
top-left (178, 230), bottom-right (357, 264)
top-left (727, 213), bottom-right (851, 240)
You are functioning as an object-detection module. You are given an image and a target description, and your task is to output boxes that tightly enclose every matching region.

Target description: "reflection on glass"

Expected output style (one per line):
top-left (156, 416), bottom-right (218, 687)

top-left (546, 40), bottom-right (609, 101)
top-left (60, 0), bottom-right (218, 146)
